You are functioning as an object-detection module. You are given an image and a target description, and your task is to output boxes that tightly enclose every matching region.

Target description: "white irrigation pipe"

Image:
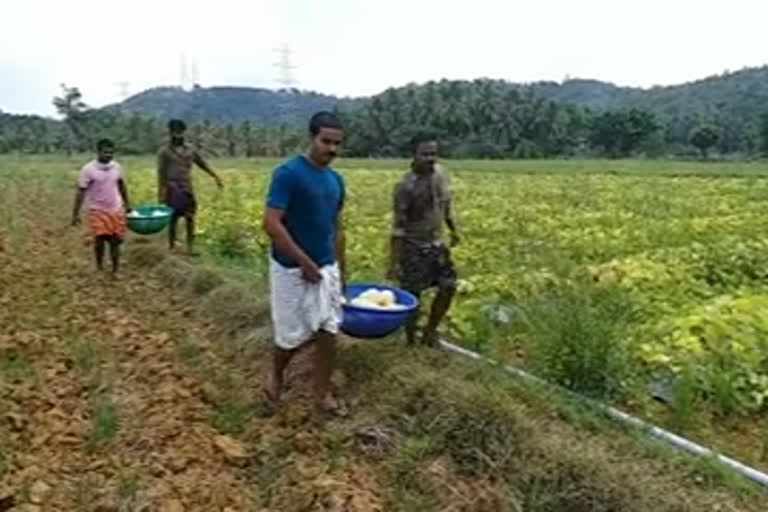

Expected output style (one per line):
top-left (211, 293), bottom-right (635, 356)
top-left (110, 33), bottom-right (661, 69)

top-left (438, 340), bottom-right (768, 490)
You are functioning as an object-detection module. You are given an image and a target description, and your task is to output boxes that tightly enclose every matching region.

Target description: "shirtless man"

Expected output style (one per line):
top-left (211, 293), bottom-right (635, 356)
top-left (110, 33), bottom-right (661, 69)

top-left (157, 119), bottom-right (223, 254)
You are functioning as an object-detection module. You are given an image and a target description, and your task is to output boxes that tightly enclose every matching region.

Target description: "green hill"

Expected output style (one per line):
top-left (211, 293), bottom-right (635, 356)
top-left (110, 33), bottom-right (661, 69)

top-left (112, 66), bottom-right (768, 127)
top-left (6, 65), bottom-right (768, 156)
top-left (533, 66), bottom-right (768, 115)
top-left (110, 85), bottom-right (344, 124)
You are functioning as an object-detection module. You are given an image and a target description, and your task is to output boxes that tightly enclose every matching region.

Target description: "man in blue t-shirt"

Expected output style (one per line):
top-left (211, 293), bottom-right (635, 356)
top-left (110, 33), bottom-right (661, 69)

top-left (262, 111), bottom-right (347, 416)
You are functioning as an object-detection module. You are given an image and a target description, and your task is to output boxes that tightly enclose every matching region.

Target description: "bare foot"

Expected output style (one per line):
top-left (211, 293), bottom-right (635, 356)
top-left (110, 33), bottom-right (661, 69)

top-left (421, 330), bottom-right (440, 348)
top-left (315, 394), bottom-right (348, 417)
top-left (265, 374), bottom-right (281, 403)
top-left (258, 378), bottom-right (281, 416)
top-left (405, 326), bottom-right (419, 345)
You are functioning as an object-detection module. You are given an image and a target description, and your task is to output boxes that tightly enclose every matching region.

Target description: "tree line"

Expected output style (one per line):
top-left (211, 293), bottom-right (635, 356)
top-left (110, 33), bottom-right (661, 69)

top-left (0, 85), bottom-right (310, 157)
top-left (2, 81), bottom-right (768, 159)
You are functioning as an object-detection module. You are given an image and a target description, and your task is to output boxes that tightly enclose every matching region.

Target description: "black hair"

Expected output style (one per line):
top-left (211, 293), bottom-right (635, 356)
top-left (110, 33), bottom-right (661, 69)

top-left (168, 119), bottom-right (187, 132)
top-left (309, 111), bottom-right (343, 136)
top-left (96, 138), bottom-right (115, 151)
top-left (410, 132), bottom-right (438, 153)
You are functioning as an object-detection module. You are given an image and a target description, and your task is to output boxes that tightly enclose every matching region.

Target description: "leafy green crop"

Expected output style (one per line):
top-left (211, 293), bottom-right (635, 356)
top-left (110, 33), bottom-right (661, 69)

top-left (127, 161), bottom-right (768, 417)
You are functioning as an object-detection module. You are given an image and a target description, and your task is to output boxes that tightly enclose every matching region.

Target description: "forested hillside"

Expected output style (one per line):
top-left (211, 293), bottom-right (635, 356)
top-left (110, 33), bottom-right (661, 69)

top-left (3, 66), bottom-right (768, 158)
top-left (110, 86), bottom-right (340, 125)
top-left (532, 66), bottom-right (768, 154)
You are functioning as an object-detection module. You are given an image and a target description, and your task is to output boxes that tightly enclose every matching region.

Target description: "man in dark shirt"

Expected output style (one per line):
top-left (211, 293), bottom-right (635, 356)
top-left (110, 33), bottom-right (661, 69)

top-left (388, 134), bottom-right (460, 346)
top-left (157, 119), bottom-right (223, 254)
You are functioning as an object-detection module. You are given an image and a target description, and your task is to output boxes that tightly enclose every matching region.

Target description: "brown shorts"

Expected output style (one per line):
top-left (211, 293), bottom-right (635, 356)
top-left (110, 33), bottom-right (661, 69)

top-left (399, 241), bottom-right (457, 294)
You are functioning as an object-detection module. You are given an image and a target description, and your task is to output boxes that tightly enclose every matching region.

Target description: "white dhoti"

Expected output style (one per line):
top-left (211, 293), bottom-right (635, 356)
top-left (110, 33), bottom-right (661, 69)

top-left (269, 259), bottom-right (343, 350)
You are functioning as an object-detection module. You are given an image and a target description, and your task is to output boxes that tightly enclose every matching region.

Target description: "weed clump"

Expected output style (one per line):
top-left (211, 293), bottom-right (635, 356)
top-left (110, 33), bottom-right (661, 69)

top-left (202, 283), bottom-right (270, 332)
top-left (155, 257), bottom-right (196, 288)
top-left (124, 244), bottom-right (168, 268)
top-left (399, 387), bottom-right (526, 477)
top-left (189, 267), bottom-right (225, 295)
top-left (513, 280), bottom-right (639, 399)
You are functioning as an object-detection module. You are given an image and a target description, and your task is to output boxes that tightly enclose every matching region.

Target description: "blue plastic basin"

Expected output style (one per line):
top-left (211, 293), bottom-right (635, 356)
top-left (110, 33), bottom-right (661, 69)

top-left (341, 283), bottom-right (419, 339)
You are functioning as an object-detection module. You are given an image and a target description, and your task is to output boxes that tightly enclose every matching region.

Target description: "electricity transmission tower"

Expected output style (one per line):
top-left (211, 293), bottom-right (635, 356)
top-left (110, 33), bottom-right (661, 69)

top-left (273, 44), bottom-right (298, 89)
top-left (114, 80), bottom-right (131, 99)
top-left (191, 60), bottom-right (200, 86)
top-left (180, 53), bottom-right (200, 90)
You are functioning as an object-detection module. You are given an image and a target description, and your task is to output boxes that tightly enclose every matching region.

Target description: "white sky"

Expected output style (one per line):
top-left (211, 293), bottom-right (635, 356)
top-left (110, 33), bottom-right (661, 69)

top-left (2, 0), bottom-right (767, 116)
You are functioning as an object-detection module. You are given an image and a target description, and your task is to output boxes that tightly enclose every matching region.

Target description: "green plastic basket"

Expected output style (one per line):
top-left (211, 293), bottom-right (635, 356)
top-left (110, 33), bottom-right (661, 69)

top-left (126, 204), bottom-right (173, 235)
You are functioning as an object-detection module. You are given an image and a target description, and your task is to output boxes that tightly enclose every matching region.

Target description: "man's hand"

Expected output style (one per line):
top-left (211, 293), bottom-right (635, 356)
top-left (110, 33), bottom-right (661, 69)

top-left (71, 217), bottom-right (81, 227)
top-left (450, 231), bottom-right (461, 248)
top-left (301, 261), bottom-right (322, 283)
top-left (214, 175), bottom-right (224, 190)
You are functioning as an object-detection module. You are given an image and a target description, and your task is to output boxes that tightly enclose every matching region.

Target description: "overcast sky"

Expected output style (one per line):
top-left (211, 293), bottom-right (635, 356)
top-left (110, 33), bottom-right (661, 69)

top-left (2, 0), bottom-right (768, 116)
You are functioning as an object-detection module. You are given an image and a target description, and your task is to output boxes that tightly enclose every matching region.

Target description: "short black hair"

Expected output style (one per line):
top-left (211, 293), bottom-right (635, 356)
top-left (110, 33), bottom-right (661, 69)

top-left (309, 111), bottom-right (343, 136)
top-left (168, 119), bottom-right (187, 132)
top-left (410, 132), bottom-right (438, 153)
top-left (96, 138), bottom-right (115, 151)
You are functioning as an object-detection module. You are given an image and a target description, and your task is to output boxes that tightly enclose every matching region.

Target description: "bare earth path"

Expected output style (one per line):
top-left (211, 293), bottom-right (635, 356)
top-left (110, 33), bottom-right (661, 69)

top-left (0, 225), bottom-right (260, 510)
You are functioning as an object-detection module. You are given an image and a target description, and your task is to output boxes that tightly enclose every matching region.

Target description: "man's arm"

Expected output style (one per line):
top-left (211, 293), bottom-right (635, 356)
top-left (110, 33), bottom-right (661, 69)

top-left (193, 151), bottom-right (223, 189)
top-left (264, 166), bottom-right (318, 281)
top-left (388, 236), bottom-right (403, 281)
top-left (73, 166), bottom-right (91, 225)
top-left (336, 208), bottom-right (346, 290)
top-left (335, 173), bottom-right (346, 289)
top-left (387, 183), bottom-right (407, 279)
top-left (444, 197), bottom-right (458, 242)
top-left (157, 151), bottom-right (168, 203)
top-left (118, 178), bottom-right (131, 212)
top-left (439, 170), bottom-right (459, 246)
top-left (72, 187), bottom-right (86, 225)
top-left (263, 207), bottom-right (321, 282)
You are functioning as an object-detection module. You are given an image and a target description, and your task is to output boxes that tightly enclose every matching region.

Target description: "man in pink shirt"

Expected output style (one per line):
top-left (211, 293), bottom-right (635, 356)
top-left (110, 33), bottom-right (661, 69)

top-left (72, 138), bottom-right (131, 277)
